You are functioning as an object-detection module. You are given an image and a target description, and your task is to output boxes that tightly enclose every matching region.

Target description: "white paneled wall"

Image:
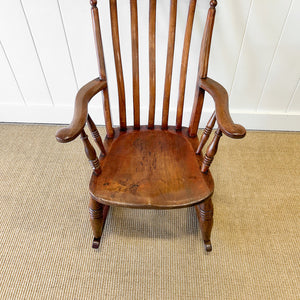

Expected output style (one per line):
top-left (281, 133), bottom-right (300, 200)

top-left (0, 0), bottom-right (299, 130)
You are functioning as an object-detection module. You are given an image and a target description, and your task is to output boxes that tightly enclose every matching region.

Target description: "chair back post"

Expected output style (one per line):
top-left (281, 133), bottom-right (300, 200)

top-left (176, 0), bottom-right (197, 131)
top-left (188, 0), bottom-right (218, 137)
top-left (90, 0), bottom-right (114, 138)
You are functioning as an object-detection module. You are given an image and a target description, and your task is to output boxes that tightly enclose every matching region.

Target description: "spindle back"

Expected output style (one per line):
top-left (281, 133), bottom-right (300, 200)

top-left (90, 0), bottom-right (218, 137)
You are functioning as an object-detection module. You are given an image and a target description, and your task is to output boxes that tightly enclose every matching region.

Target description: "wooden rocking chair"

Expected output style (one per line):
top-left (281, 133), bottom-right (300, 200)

top-left (56, 0), bottom-right (246, 252)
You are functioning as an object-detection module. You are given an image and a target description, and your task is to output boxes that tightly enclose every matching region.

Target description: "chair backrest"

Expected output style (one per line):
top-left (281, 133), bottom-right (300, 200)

top-left (90, 0), bottom-right (218, 138)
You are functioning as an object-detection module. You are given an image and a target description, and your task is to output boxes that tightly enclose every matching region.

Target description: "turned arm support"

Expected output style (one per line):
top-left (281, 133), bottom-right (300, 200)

top-left (199, 77), bottom-right (246, 139)
top-left (55, 78), bottom-right (107, 143)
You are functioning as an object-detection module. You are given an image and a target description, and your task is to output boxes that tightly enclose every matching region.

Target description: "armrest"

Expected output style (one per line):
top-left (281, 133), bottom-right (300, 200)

top-left (199, 77), bottom-right (246, 139)
top-left (55, 78), bottom-right (107, 143)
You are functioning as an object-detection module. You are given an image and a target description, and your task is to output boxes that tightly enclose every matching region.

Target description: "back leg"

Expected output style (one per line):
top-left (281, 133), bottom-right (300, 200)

top-left (195, 197), bottom-right (213, 252)
top-left (88, 197), bottom-right (110, 249)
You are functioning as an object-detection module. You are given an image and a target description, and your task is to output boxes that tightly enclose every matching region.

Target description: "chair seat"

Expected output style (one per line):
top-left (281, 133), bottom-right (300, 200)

top-left (89, 129), bottom-right (214, 209)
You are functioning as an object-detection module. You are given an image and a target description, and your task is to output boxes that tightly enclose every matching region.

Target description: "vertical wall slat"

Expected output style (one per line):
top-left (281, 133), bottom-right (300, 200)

top-left (130, 0), bottom-right (140, 129)
top-left (148, 0), bottom-right (157, 129)
top-left (161, 0), bottom-right (178, 129)
top-left (189, 1), bottom-right (217, 137)
top-left (110, 0), bottom-right (127, 130)
top-left (0, 42), bottom-right (25, 105)
top-left (91, 0), bottom-right (114, 138)
top-left (256, 0), bottom-right (300, 113)
top-left (0, 1), bottom-right (53, 106)
top-left (229, 0), bottom-right (293, 111)
top-left (176, 0), bottom-right (197, 131)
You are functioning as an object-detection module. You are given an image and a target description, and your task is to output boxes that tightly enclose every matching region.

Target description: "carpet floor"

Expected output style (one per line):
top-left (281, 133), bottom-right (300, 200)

top-left (0, 124), bottom-right (299, 299)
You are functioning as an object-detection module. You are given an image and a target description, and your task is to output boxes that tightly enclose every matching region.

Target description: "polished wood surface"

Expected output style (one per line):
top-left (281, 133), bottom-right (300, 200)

top-left (201, 128), bottom-right (222, 173)
top-left (87, 114), bottom-right (106, 156)
top-left (81, 129), bottom-right (101, 176)
top-left (88, 197), bottom-right (109, 248)
top-left (90, 0), bottom-right (114, 138)
top-left (110, 0), bottom-right (127, 130)
top-left (176, 0), bottom-right (197, 131)
top-left (90, 127), bottom-right (214, 209)
top-left (55, 78), bottom-right (107, 143)
top-left (130, 0), bottom-right (140, 130)
top-left (199, 77), bottom-right (246, 138)
top-left (55, 0), bottom-right (246, 251)
top-left (188, 0), bottom-right (217, 137)
top-left (196, 111), bottom-right (216, 155)
top-left (148, 0), bottom-right (156, 129)
top-left (161, 0), bottom-right (177, 130)
top-left (195, 197), bottom-right (213, 252)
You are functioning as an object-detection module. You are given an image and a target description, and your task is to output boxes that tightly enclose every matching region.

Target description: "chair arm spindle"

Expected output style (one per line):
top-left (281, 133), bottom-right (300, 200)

top-left (201, 128), bottom-right (222, 173)
top-left (196, 111), bottom-right (216, 155)
top-left (87, 115), bottom-right (106, 156)
top-left (81, 129), bottom-right (101, 176)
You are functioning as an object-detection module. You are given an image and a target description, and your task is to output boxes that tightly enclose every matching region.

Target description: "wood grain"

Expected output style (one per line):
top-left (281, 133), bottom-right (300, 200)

top-left (90, 0), bottom-right (114, 138)
top-left (161, 0), bottom-right (177, 130)
top-left (196, 111), bottom-right (216, 154)
top-left (148, 0), bottom-right (156, 129)
top-left (110, 0), bottom-right (127, 130)
top-left (54, 0), bottom-right (247, 251)
top-left (81, 129), bottom-right (101, 176)
top-left (90, 126), bottom-right (213, 209)
top-left (195, 197), bottom-right (213, 252)
top-left (130, 0), bottom-right (140, 129)
top-left (199, 77), bottom-right (246, 138)
top-left (201, 127), bottom-right (222, 173)
top-left (55, 78), bottom-right (107, 143)
top-left (176, 0), bottom-right (197, 131)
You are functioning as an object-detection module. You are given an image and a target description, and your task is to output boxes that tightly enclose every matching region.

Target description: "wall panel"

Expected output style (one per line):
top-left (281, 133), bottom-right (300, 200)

top-left (21, 0), bottom-right (78, 106)
top-left (0, 0), bottom-right (52, 105)
top-left (0, 0), bottom-right (299, 130)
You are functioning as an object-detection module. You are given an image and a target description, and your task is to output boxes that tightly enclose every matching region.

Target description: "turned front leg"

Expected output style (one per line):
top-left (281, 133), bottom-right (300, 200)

top-left (195, 198), bottom-right (213, 252)
top-left (88, 197), bottom-right (109, 249)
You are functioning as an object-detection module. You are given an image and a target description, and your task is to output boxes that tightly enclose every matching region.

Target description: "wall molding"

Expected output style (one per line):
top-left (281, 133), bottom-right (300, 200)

top-left (1, 104), bottom-right (299, 131)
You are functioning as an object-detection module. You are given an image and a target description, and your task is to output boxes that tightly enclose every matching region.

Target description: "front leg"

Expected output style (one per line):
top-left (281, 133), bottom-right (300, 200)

top-left (88, 197), bottom-right (109, 249)
top-left (195, 197), bottom-right (213, 252)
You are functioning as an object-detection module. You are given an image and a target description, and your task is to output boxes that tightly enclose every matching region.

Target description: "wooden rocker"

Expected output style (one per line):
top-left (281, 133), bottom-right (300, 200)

top-left (56, 0), bottom-right (246, 252)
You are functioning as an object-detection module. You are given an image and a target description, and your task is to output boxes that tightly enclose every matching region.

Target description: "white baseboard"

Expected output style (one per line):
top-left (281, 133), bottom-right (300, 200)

top-left (0, 104), bottom-right (299, 131)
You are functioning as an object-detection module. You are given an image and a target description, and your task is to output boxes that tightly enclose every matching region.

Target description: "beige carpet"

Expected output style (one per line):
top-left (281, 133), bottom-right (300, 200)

top-left (0, 124), bottom-right (299, 300)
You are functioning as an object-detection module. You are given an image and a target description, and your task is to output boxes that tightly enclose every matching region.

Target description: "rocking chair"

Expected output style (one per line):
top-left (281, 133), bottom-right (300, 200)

top-left (56, 0), bottom-right (246, 252)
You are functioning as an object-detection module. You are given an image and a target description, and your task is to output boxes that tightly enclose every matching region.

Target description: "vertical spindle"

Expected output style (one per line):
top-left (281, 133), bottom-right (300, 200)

top-left (201, 127), bottom-right (222, 173)
top-left (196, 111), bottom-right (216, 154)
top-left (176, 0), bottom-right (197, 131)
top-left (110, 0), bottom-right (127, 130)
top-left (81, 129), bottom-right (101, 176)
top-left (130, 0), bottom-right (140, 129)
top-left (161, 0), bottom-right (178, 130)
top-left (148, 0), bottom-right (156, 129)
top-left (87, 114), bottom-right (106, 156)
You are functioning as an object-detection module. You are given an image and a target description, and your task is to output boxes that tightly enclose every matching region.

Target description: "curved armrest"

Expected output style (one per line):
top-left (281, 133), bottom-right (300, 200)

top-left (56, 78), bottom-right (107, 143)
top-left (199, 77), bottom-right (246, 139)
